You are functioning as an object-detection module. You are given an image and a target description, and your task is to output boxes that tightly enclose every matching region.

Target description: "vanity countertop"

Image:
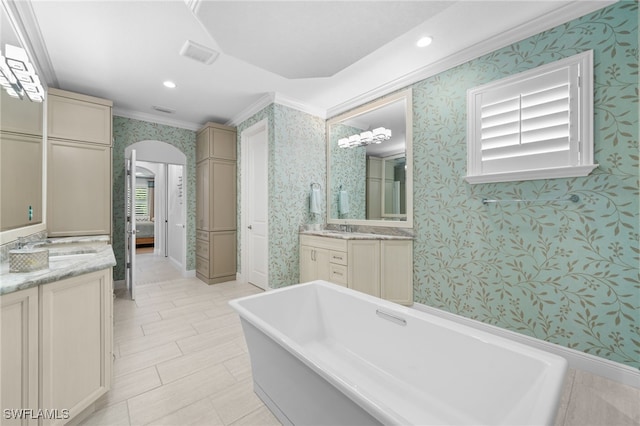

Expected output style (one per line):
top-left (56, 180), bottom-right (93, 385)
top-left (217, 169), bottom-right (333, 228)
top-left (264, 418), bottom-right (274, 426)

top-left (300, 230), bottom-right (413, 241)
top-left (0, 237), bottom-right (116, 296)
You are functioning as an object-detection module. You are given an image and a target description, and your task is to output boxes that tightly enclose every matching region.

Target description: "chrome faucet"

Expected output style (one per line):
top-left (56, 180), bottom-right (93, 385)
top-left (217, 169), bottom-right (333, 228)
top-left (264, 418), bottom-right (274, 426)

top-left (340, 224), bottom-right (353, 233)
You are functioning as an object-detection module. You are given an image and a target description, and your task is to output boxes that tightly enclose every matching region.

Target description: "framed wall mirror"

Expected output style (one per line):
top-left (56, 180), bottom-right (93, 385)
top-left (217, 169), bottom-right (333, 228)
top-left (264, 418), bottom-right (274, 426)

top-left (327, 88), bottom-right (412, 228)
top-left (0, 0), bottom-right (46, 244)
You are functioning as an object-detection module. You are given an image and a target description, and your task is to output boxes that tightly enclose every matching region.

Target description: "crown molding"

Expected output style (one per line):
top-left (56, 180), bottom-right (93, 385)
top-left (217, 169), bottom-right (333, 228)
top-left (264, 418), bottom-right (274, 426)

top-left (113, 108), bottom-right (201, 132)
top-left (227, 91), bottom-right (327, 127)
top-left (4, 0), bottom-right (58, 88)
top-left (225, 93), bottom-right (275, 127)
top-left (327, 0), bottom-right (616, 118)
top-left (272, 93), bottom-right (326, 120)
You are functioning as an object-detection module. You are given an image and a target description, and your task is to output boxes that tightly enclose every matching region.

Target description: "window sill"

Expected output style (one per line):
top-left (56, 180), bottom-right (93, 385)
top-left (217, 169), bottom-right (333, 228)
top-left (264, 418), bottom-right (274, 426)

top-left (465, 164), bottom-right (598, 184)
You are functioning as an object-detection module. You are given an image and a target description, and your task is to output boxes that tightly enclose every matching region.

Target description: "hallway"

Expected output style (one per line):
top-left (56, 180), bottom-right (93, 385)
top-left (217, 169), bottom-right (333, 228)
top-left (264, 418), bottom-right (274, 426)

top-left (82, 254), bottom-right (279, 425)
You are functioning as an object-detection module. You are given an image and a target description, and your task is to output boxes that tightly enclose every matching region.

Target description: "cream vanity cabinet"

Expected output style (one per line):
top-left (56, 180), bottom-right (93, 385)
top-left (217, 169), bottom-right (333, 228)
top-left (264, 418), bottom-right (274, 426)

top-left (299, 235), bottom-right (348, 286)
top-left (46, 88), bottom-right (112, 238)
top-left (300, 234), bottom-right (413, 305)
top-left (1, 287), bottom-right (39, 425)
top-left (195, 122), bottom-right (237, 284)
top-left (0, 269), bottom-right (113, 426)
top-left (0, 90), bottom-right (43, 231)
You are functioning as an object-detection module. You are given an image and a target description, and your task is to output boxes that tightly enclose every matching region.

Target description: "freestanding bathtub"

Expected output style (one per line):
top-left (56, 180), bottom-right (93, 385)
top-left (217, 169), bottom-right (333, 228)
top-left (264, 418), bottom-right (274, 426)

top-left (230, 280), bottom-right (568, 425)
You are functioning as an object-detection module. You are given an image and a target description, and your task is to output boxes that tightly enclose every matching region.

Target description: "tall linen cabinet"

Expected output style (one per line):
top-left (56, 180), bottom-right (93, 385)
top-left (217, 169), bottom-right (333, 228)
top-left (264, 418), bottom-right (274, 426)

top-left (46, 88), bottom-right (113, 238)
top-left (195, 122), bottom-right (237, 284)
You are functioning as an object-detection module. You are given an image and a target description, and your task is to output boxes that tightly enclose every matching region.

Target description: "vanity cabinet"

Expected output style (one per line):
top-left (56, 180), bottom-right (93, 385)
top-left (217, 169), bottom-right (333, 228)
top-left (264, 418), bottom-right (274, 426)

top-left (0, 269), bottom-right (113, 426)
top-left (196, 122), bottom-right (237, 284)
top-left (300, 236), bottom-right (348, 286)
top-left (46, 89), bottom-right (113, 238)
top-left (299, 234), bottom-right (413, 305)
top-left (40, 269), bottom-right (112, 425)
top-left (0, 287), bottom-right (39, 426)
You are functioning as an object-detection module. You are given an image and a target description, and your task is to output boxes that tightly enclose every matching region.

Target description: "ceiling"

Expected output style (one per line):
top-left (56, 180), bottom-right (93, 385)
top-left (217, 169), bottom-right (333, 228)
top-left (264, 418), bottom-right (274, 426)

top-left (10, 0), bottom-right (615, 130)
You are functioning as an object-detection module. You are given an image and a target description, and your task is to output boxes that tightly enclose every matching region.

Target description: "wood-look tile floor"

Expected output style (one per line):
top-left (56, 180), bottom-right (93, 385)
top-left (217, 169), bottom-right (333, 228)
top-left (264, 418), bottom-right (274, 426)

top-left (81, 254), bottom-right (640, 426)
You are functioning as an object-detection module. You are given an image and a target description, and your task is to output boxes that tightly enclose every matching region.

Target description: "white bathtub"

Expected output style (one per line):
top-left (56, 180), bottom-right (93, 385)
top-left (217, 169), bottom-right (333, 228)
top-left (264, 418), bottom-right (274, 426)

top-left (230, 280), bottom-right (568, 425)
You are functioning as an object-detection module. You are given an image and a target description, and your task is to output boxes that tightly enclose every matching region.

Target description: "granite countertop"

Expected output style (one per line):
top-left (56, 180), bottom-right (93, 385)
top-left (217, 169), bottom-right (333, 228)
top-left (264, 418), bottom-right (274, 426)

top-left (0, 237), bottom-right (116, 296)
top-left (300, 230), bottom-right (413, 240)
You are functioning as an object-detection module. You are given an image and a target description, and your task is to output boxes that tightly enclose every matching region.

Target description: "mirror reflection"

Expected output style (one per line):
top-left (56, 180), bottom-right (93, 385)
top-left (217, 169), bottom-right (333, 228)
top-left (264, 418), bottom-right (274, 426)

top-left (327, 89), bottom-right (412, 228)
top-left (0, 4), bottom-right (45, 234)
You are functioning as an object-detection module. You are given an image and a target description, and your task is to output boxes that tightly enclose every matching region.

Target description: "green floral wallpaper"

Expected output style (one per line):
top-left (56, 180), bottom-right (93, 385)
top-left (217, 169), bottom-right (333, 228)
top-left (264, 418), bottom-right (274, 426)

top-left (237, 104), bottom-right (326, 288)
top-left (112, 116), bottom-right (196, 281)
top-left (411, 1), bottom-right (638, 368)
top-left (329, 123), bottom-right (367, 220)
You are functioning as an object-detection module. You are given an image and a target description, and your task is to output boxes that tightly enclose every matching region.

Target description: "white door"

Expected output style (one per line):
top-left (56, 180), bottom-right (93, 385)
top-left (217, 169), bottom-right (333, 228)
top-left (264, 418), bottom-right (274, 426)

top-left (125, 149), bottom-right (137, 300)
top-left (242, 120), bottom-right (269, 289)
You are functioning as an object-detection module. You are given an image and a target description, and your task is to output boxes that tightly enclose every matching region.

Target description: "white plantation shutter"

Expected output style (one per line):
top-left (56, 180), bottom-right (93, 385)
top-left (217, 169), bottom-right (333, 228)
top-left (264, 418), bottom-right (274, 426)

top-left (466, 50), bottom-right (596, 183)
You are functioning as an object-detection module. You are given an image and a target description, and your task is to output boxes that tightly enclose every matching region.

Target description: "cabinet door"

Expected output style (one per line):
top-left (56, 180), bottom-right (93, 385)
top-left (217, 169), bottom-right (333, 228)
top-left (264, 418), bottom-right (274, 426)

top-left (40, 269), bottom-right (112, 425)
top-left (210, 231), bottom-right (237, 280)
top-left (0, 287), bottom-right (38, 426)
top-left (47, 140), bottom-right (111, 236)
top-left (300, 245), bottom-right (315, 283)
top-left (47, 93), bottom-right (112, 145)
top-left (211, 128), bottom-right (236, 160)
top-left (348, 240), bottom-right (380, 297)
top-left (381, 240), bottom-right (413, 305)
top-left (209, 160), bottom-right (236, 231)
top-left (299, 245), bottom-right (330, 283)
top-left (196, 161), bottom-right (209, 230)
top-left (0, 133), bottom-right (43, 231)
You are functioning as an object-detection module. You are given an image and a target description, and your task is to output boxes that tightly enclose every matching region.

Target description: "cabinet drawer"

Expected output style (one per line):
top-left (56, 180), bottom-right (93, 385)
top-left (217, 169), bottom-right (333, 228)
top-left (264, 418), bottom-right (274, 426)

top-left (196, 230), bottom-right (209, 242)
top-left (329, 250), bottom-right (347, 265)
top-left (196, 239), bottom-right (209, 258)
top-left (329, 264), bottom-right (348, 286)
top-left (196, 255), bottom-right (209, 277)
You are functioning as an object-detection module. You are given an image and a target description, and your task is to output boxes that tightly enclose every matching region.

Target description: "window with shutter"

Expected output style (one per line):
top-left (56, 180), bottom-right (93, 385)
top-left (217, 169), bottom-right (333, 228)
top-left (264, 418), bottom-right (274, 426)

top-left (466, 50), bottom-right (597, 184)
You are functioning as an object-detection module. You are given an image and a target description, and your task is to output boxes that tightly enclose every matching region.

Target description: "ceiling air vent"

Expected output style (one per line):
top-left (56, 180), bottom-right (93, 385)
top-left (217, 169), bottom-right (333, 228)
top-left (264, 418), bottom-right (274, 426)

top-left (179, 40), bottom-right (219, 65)
top-left (152, 105), bottom-right (176, 114)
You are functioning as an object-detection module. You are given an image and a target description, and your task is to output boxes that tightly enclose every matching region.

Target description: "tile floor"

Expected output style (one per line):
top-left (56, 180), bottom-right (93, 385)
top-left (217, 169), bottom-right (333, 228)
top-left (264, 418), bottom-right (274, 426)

top-left (80, 254), bottom-right (640, 426)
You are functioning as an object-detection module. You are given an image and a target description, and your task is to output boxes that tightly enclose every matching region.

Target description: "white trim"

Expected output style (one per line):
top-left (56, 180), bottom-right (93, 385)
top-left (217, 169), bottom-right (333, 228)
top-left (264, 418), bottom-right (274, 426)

top-left (228, 92), bottom-right (325, 127)
top-left (227, 93), bottom-right (275, 127)
top-left (113, 109), bottom-right (201, 131)
top-left (464, 164), bottom-right (599, 184)
top-left (411, 301), bottom-right (640, 390)
top-left (326, 0), bottom-right (615, 118)
top-left (272, 93), bottom-right (326, 120)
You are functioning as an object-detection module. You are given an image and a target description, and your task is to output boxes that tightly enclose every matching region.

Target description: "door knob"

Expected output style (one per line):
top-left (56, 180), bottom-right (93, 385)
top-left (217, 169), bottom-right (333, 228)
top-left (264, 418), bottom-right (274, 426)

top-left (248, 225), bottom-right (253, 229)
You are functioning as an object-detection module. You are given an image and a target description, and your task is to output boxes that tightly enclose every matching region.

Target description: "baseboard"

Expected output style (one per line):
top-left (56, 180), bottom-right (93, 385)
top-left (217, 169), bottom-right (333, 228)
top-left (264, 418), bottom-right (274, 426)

top-left (411, 302), bottom-right (640, 390)
top-left (184, 269), bottom-right (196, 278)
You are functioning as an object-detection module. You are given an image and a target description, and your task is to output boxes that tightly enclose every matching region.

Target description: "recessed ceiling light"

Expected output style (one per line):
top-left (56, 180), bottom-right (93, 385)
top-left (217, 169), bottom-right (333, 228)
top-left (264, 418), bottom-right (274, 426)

top-left (163, 81), bottom-right (176, 89)
top-left (417, 36), bottom-right (433, 47)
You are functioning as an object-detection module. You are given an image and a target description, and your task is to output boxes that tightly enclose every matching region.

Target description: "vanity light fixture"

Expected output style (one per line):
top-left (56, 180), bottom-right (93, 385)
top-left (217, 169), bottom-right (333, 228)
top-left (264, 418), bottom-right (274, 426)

top-left (0, 44), bottom-right (44, 102)
top-left (416, 36), bottom-right (433, 47)
top-left (163, 80), bottom-right (176, 89)
top-left (338, 127), bottom-right (392, 148)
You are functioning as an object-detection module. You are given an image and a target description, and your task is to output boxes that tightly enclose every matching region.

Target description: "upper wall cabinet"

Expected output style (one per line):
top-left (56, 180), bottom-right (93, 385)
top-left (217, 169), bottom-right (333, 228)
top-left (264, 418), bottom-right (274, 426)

top-left (47, 88), bottom-right (112, 145)
top-left (47, 89), bottom-right (113, 238)
top-left (196, 122), bottom-right (236, 163)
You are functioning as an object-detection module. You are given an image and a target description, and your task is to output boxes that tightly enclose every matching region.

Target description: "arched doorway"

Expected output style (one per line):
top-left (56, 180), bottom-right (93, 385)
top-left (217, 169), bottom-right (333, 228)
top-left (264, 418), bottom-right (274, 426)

top-left (125, 141), bottom-right (187, 276)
